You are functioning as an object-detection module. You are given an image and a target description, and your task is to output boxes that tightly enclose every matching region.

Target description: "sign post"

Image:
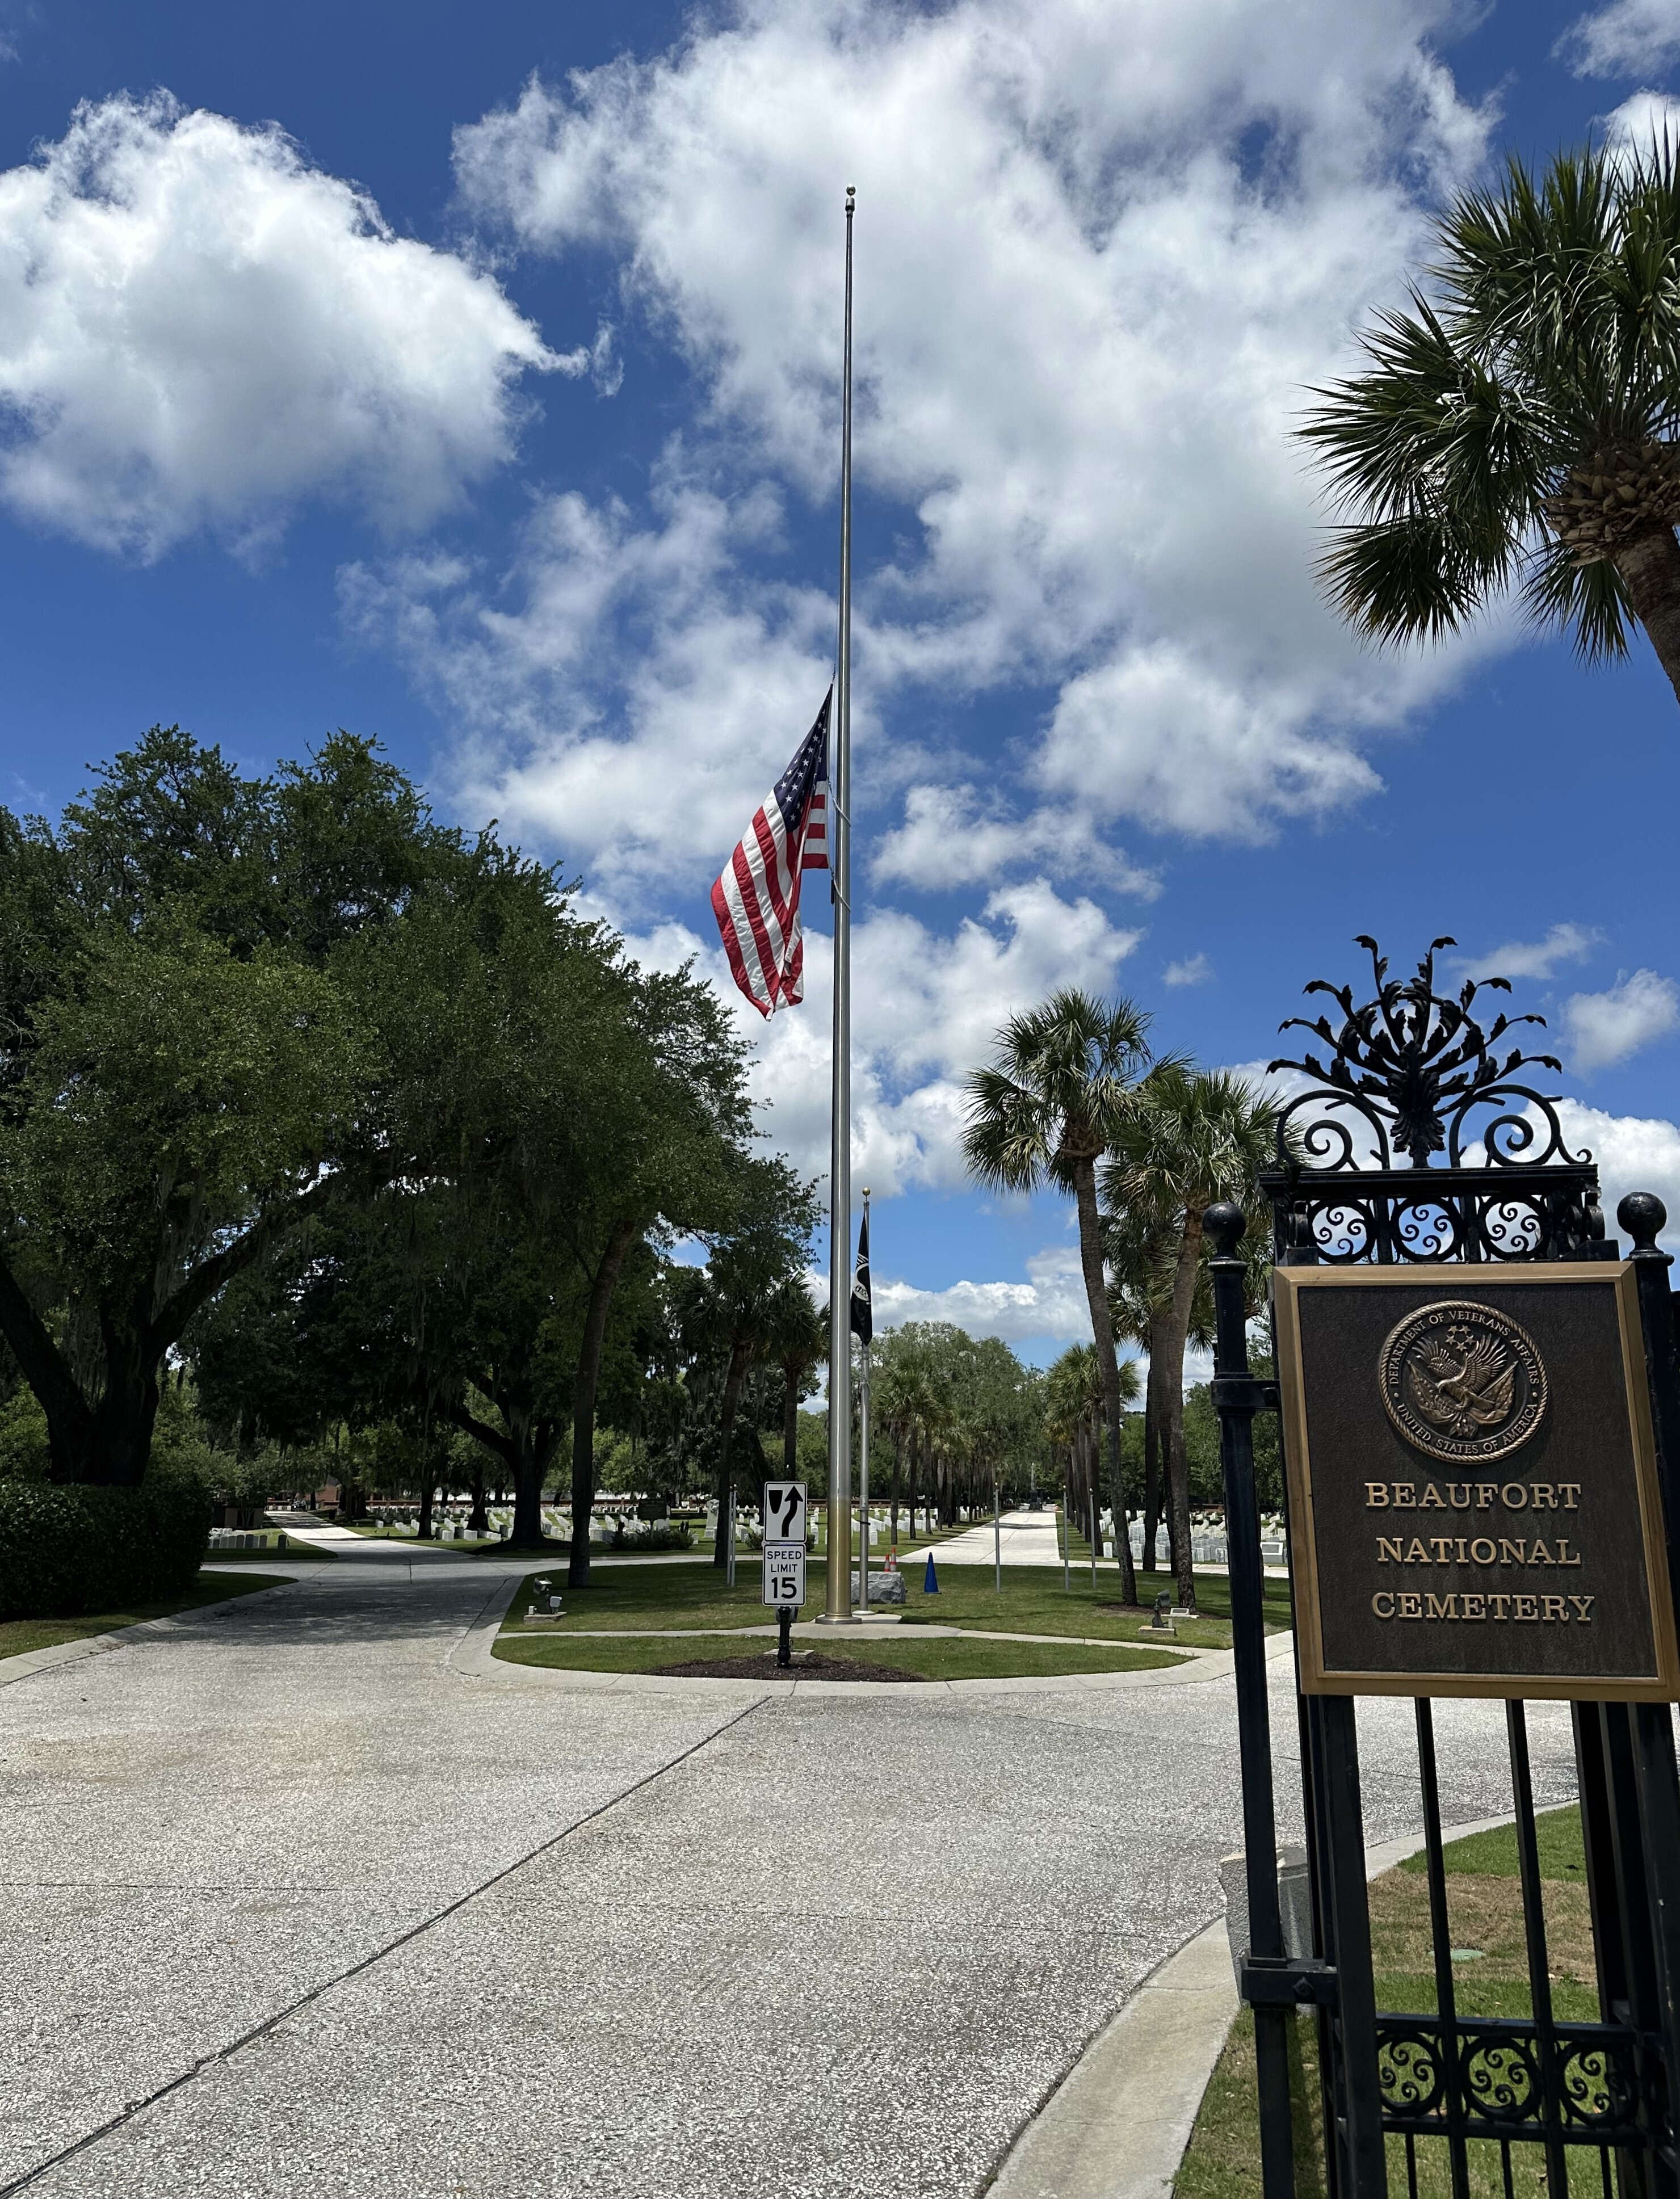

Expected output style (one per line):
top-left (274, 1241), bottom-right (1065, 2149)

top-left (762, 1479), bottom-right (807, 1668)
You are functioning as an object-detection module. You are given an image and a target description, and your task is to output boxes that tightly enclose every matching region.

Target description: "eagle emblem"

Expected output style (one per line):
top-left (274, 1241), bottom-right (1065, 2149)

top-left (1379, 1301), bottom-right (1547, 1464)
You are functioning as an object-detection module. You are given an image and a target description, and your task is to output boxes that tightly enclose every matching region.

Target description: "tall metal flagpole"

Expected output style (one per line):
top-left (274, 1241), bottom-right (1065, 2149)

top-left (820, 185), bottom-right (857, 1626)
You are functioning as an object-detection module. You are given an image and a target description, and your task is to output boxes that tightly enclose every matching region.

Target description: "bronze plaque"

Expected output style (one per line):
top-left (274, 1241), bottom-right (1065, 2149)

top-left (1272, 1263), bottom-right (1680, 1701)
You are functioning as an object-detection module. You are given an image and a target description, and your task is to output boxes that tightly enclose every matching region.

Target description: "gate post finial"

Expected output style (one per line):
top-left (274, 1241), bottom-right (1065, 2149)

top-left (1206, 1200), bottom-right (1246, 1258)
top-left (1619, 1191), bottom-right (1669, 1259)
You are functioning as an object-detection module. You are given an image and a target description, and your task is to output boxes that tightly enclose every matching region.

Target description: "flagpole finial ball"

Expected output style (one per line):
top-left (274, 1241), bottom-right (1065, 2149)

top-left (862, 1186), bottom-right (870, 1198)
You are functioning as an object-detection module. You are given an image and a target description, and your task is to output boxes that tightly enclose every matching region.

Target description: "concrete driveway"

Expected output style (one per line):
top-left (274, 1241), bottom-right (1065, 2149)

top-left (0, 1552), bottom-right (1579, 2198)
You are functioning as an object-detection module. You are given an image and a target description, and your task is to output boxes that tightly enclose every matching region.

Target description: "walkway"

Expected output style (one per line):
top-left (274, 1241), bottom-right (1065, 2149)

top-left (898, 1506), bottom-right (1066, 1568)
top-left (0, 1550), bottom-right (1580, 2198)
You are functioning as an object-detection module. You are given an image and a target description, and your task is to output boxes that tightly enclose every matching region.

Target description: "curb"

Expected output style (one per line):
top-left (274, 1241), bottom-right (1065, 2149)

top-left (0, 1572), bottom-right (301, 1691)
top-left (984, 1805), bottom-right (1523, 2198)
top-left (469, 1602), bottom-right (1252, 1698)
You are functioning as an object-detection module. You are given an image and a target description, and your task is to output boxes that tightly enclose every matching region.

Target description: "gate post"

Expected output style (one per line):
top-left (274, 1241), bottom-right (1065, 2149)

top-left (1206, 1201), bottom-right (1296, 2197)
top-left (1228, 937), bottom-right (1680, 2193)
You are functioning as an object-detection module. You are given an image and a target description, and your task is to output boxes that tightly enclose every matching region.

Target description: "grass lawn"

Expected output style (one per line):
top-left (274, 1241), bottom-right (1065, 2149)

top-left (493, 1628), bottom-right (1184, 1681)
top-left (1175, 1806), bottom-right (1590, 2198)
top-left (894, 1562), bottom-right (1292, 1650)
top-left (495, 1559), bottom-right (1288, 1650)
top-left (0, 1570), bottom-right (291, 1661)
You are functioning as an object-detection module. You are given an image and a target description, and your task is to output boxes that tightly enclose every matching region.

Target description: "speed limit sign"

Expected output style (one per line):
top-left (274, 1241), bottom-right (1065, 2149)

top-left (761, 1480), bottom-right (807, 1609)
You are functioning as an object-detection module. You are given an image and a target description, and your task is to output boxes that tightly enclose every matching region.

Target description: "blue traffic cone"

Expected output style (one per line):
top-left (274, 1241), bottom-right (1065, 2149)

top-left (923, 1552), bottom-right (939, 1595)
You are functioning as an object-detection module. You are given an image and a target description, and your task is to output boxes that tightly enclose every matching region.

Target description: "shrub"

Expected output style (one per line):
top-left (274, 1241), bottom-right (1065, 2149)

top-left (0, 1478), bottom-right (210, 1620)
top-left (0, 1386), bottom-right (50, 1481)
top-left (608, 1521), bottom-right (694, 1552)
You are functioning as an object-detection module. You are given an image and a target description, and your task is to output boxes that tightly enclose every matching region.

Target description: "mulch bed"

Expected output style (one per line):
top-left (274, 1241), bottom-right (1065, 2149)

top-left (647, 1650), bottom-right (926, 1681)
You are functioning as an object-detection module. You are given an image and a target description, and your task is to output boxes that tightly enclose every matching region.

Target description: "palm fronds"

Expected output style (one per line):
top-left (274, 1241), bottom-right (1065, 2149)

top-left (1300, 137), bottom-right (1680, 666)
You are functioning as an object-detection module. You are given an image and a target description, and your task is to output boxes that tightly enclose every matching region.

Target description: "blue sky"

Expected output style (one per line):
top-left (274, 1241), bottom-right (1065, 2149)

top-left (4, 0), bottom-right (1680, 1359)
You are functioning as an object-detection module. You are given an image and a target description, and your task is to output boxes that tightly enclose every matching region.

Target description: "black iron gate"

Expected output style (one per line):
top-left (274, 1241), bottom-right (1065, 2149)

top-left (1211, 940), bottom-right (1680, 2197)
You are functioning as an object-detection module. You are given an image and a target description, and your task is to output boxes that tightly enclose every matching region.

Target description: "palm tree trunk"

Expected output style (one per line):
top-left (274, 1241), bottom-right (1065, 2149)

top-left (1143, 1337), bottom-right (1166, 1582)
top-left (1615, 529), bottom-right (1680, 707)
top-left (1072, 1158), bottom-right (1137, 1603)
top-left (1160, 1205), bottom-right (1207, 1612)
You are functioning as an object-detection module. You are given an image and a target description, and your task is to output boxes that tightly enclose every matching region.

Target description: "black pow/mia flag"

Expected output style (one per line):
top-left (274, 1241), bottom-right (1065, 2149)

top-left (849, 1209), bottom-right (872, 1346)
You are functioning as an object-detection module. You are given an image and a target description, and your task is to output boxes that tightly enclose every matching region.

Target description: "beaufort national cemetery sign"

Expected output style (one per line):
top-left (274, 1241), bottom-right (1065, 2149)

top-left (1273, 1263), bottom-right (1680, 1700)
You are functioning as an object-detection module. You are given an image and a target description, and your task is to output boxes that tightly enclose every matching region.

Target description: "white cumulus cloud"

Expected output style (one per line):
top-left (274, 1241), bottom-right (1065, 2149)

top-left (1563, 970), bottom-right (1680, 1073)
top-left (1458, 923), bottom-right (1605, 984)
top-left (871, 1244), bottom-right (1096, 1350)
top-left (617, 876), bottom-right (1143, 1196)
top-left (1555, 1099), bottom-right (1680, 1247)
top-left (404, 0), bottom-right (1501, 876)
top-left (0, 93), bottom-right (561, 557)
top-left (1559, 0), bottom-right (1680, 78)
top-left (1164, 952), bottom-right (1213, 987)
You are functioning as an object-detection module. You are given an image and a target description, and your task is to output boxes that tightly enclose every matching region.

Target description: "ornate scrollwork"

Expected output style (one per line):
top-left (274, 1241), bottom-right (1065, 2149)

top-left (1377, 2025), bottom-right (1446, 2114)
top-left (1270, 936), bottom-right (1580, 1174)
top-left (1375, 2015), bottom-right (1647, 2145)
top-left (1259, 937), bottom-right (1605, 1264)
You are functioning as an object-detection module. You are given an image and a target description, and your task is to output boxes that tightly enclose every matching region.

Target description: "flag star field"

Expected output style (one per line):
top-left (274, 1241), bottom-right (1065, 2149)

top-left (2, 0), bottom-right (1680, 1363)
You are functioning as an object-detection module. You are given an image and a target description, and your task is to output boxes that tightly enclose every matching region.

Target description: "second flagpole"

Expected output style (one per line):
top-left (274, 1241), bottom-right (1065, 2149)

top-left (820, 184), bottom-right (856, 1626)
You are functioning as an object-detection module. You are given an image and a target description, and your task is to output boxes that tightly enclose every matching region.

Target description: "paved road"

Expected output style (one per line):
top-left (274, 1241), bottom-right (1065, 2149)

top-left (0, 1553), bottom-right (1580, 2198)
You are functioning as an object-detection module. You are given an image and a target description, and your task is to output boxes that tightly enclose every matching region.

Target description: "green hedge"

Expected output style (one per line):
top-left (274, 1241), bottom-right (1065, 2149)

top-left (0, 1479), bottom-right (209, 1620)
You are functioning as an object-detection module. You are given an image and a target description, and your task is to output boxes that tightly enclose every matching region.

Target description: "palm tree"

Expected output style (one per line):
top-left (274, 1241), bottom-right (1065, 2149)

top-left (1044, 1343), bottom-right (1140, 1570)
top-left (964, 990), bottom-right (1156, 1604)
top-left (1104, 1189), bottom-right (1186, 1588)
top-left (1106, 1068), bottom-right (1276, 1612)
top-left (759, 1281), bottom-right (826, 1477)
top-left (1300, 141), bottom-right (1680, 704)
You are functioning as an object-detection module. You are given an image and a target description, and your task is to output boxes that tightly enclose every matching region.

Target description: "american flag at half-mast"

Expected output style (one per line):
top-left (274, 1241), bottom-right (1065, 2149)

top-left (711, 690), bottom-right (830, 1017)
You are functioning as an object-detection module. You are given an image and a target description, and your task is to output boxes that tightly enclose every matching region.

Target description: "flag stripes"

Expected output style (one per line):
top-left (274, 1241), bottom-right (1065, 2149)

top-left (711, 691), bottom-right (831, 1017)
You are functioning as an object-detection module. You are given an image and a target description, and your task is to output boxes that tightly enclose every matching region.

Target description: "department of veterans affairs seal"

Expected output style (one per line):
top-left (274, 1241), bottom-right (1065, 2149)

top-left (1379, 1300), bottom-right (1548, 1465)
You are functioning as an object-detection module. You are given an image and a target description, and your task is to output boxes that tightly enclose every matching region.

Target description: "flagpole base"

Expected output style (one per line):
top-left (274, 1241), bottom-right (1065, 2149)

top-left (814, 1612), bottom-right (860, 1626)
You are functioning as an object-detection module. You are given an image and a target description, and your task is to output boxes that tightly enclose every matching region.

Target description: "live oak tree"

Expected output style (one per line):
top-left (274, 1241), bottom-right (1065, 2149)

top-left (197, 864), bottom-right (765, 1559)
top-left (0, 729), bottom-right (456, 1486)
top-left (1301, 141), bottom-right (1680, 705)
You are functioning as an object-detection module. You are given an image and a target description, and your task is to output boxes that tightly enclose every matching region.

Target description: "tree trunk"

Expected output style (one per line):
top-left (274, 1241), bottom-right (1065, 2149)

top-left (890, 1429), bottom-right (900, 1546)
top-left (417, 1466), bottom-right (436, 1540)
top-left (1160, 1205), bottom-right (1206, 1612)
top-left (509, 1418), bottom-right (560, 1551)
top-left (467, 1453), bottom-right (489, 1535)
top-left (0, 1163), bottom-right (389, 1487)
top-left (712, 1336), bottom-right (751, 1569)
top-left (782, 1364), bottom-right (799, 1475)
top-left (1141, 1345), bottom-right (1164, 1582)
top-left (1615, 527), bottom-right (1680, 708)
top-left (568, 1217), bottom-right (639, 1590)
top-left (1071, 1158), bottom-right (1136, 1603)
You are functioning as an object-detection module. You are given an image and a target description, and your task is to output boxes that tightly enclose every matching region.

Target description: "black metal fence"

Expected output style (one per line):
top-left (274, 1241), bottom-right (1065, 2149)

top-left (1211, 941), bottom-right (1680, 2198)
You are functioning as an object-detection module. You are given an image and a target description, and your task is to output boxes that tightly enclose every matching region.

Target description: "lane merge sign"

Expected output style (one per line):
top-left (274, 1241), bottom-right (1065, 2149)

top-left (761, 1479), bottom-right (808, 1609)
